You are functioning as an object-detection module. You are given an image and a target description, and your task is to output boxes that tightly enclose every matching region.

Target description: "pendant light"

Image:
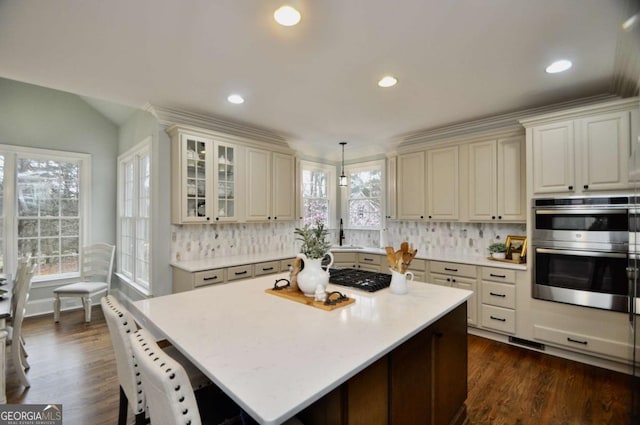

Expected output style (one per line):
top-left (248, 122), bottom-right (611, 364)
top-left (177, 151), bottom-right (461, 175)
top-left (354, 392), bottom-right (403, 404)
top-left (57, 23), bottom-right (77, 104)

top-left (339, 142), bottom-right (347, 187)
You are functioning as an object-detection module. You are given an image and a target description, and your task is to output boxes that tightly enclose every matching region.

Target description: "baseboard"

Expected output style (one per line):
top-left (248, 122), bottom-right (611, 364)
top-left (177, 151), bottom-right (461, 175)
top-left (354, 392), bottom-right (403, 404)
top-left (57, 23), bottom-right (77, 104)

top-left (468, 327), bottom-right (634, 375)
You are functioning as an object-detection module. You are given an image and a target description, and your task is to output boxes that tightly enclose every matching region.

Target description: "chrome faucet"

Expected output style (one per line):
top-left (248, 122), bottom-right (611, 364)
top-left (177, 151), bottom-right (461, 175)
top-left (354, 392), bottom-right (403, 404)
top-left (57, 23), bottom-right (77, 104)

top-left (339, 218), bottom-right (345, 246)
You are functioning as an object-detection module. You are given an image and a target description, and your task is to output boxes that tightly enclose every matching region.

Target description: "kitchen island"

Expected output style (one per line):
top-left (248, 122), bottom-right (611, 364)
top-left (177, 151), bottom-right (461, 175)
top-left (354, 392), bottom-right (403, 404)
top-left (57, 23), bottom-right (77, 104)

top-left (130, 273), bottom-right (472, 425)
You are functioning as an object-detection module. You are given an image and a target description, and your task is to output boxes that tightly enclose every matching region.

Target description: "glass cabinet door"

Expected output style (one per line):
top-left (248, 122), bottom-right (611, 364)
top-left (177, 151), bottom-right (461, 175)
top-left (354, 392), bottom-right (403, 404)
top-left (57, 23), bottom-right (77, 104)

top-left (215, 143), bottom-right (236, 221)
top-left (184, 136), bottom-right (211, 222)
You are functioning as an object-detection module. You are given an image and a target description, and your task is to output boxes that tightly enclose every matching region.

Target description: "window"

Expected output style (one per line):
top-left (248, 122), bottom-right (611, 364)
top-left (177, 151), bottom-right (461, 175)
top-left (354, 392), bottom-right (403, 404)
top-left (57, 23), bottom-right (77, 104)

top-left (300, 160), bottom-right (335, 227)
top-left (118, 139), bottom-right (151, 292)
top-left (344, 160), bottom-right (384, 229)
top-left (0, 145), bottom-right (90, 281)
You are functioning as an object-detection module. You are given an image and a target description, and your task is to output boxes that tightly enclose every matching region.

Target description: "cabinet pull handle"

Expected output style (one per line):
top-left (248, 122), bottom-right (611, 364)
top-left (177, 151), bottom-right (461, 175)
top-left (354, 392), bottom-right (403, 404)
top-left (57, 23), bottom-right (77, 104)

top-left (234, 271), bottom-right (248, 275)
top-left (444, 267), bottom-right (458, 272)
top-left (490, 273), bottom-right (506, 278)
top-left (262, 267), bottom-right (274, 271)
top-left (363, 257), bottom-right (373, 262)
top-left (567, 337), bottom-right (588, 345)
top-left (489, 292), bottom-right (506, 298)
top-left (203, 276), bottom-right (218, 281)
top-left (490, 315), bottom-right (506, 322)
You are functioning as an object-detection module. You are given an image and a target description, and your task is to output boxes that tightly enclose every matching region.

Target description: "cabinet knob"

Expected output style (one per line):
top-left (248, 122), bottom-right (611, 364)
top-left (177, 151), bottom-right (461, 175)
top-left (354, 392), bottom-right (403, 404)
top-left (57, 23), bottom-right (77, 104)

top-left (420, 215), bottom-right (424, 219)
top-left (428, 215), bottom-right (432, 219)
top-left (583, 185), bottom-right (589, 190)
top-left (446, 278), bottom-right (451, 282)
top-left (568, 185), bottom-right (573, 190)
top-left (492, 216), bottom-right (496, 219)
top-left (268, 216), bottom-right (271, 220)
top-left (215, 217), bottom-right (220, 221)
top-left (498, 216), bottom-right (502, 219)
top-left (274, 217), bottom-right (277, 220)
top-left (206, 217), bottom-right (210, 221)
top-left (452, 279), bottom-right (456, 283)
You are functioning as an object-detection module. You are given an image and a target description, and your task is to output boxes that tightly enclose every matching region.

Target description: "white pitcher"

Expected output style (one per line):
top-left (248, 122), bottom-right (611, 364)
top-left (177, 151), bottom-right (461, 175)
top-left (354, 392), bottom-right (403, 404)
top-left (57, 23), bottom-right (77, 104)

top-left (389, 269), bottom-right (414, 295)
top-left (296, 252), bottom-right (334, 297)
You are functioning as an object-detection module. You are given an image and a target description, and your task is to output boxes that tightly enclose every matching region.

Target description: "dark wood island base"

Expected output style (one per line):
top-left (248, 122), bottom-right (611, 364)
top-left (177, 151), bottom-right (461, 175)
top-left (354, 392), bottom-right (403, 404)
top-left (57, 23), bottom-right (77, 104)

top-left (299, 302), bottom-right (468, 425)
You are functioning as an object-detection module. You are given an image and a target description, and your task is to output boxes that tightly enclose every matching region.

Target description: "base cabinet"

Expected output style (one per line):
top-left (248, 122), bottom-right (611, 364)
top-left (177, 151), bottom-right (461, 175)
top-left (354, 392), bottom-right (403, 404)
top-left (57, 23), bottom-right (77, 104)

top-left (299, 303), bottom-right (468, 425)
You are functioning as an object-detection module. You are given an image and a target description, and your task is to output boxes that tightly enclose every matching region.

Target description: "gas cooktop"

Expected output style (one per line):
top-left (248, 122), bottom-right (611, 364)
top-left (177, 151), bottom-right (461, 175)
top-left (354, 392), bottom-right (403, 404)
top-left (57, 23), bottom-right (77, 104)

top-left (328, 268), bottom-right (391, 293)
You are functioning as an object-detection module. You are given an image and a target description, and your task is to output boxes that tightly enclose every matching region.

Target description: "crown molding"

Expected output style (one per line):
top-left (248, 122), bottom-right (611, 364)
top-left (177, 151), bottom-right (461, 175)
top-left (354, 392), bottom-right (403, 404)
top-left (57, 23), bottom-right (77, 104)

top-left (143, 103), bottom-right (289, 147)
top-left (398, 94), bottom-right (616, 148)
top-left (519, 96), bottom-right (639, 126)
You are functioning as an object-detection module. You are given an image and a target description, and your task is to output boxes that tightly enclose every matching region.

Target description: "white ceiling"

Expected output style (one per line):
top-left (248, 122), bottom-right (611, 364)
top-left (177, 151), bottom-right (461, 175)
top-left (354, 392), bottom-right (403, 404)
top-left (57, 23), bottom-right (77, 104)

top-left (0, 0), bottom-right (632, 160)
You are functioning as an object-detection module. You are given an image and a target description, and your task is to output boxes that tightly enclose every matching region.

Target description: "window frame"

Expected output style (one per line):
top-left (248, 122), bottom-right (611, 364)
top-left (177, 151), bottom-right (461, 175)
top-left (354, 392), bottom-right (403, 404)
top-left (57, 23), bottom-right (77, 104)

top-left (341, 159), bottom-right (385, 230)
top-left (299, 160), bottom-right (336, 229)
top-left (0, 144), bottom-right (91, 284)
top-left (116, 138), bottom-right (152, 295)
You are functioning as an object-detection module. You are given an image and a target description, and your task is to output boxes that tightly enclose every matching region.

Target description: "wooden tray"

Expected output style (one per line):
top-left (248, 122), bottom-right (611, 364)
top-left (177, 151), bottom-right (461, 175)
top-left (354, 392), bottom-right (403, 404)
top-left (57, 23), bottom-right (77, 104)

top-left (487, 256), bottom-right (526, 265)
top-left (265, 288), bottom-right (355, 311)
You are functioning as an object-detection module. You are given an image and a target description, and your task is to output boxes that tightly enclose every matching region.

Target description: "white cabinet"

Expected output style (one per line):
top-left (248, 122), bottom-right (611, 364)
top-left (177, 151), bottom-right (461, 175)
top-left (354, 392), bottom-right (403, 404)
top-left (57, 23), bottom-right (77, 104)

top-left (385, 156), bottom-right (397, 220)
top-left (430, 261), bottom-right (477, 326)
top-left (170, 130), bottom-right (215, 224)
top-left (522, 99), bottom-right (637, 195)
top-left (397, 152), bottom-right (425, 220)
top-left (427, 146), bottom-right (459, 220)
top-left (246, 148), bottom-right (295, 221)
top-left (468, 136), bottom-right (525, 221)
top-left (214, 142), bottom-right (239, 222)
top-left (169, 126), bottom-right (241, 224)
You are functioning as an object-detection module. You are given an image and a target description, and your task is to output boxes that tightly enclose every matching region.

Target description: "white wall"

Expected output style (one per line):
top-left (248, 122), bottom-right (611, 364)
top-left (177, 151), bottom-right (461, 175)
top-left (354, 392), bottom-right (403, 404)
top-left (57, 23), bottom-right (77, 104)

top-left (0, 77), bottom-right (119, 312)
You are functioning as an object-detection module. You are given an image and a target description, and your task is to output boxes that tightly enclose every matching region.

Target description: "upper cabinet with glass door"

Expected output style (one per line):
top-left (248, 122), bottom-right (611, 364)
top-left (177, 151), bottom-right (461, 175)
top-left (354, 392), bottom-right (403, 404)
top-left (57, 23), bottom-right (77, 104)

top-left (214, 142), bottom-right (238, 222)
top-left (170, 130), bottom-right (214, 224)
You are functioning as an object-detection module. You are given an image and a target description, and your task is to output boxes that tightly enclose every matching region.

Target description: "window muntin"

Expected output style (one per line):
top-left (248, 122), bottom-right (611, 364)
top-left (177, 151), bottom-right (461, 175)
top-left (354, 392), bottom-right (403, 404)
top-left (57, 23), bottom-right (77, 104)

top-left (344, 161), bottom-right (384, 229)
top-left (16, 158), bottom-right (81, 277)
top-left (300, 161), bottom-right (335, 228)
top-left (118, 141), bottom-right (151, 291)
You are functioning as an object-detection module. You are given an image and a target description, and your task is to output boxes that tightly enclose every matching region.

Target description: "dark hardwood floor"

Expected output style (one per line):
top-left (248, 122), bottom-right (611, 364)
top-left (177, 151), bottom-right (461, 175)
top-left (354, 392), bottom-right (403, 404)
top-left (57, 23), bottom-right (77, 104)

top-left (6, 306), bottom-right (634, 424)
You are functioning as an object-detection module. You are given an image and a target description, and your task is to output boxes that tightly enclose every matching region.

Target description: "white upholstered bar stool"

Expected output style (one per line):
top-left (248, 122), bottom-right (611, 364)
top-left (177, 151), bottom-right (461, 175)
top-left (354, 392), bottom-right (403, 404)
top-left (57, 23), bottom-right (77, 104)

top-left (130, 328), bottom-right (303, 425)
top-left (101, 296), bottom-right (212, 425)
top-left (54, 243), bottom-right (115, 323)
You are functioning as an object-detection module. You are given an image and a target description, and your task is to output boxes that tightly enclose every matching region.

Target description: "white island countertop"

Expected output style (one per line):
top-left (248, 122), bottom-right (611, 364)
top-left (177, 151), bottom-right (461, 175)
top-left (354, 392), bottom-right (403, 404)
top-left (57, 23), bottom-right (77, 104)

top-left (130, 273), bottom-right (472, 425)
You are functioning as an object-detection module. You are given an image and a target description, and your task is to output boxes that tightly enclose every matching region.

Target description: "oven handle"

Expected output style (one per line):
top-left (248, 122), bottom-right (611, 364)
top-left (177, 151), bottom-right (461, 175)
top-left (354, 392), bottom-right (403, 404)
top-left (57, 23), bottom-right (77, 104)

top-left (534, 208), bottom-right (628, 215)
top-left (535, 247), bottom-right (627, 259)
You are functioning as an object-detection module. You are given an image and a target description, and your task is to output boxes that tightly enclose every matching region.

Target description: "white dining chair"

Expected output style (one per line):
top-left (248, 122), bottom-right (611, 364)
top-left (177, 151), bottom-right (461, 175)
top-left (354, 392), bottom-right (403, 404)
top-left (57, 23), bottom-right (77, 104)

top-left (54, 243), bottom-right (115, 323)
top-left (101, 295), bottom-right (212, 425)
top-left (8, 258), bottom-right (35, 388)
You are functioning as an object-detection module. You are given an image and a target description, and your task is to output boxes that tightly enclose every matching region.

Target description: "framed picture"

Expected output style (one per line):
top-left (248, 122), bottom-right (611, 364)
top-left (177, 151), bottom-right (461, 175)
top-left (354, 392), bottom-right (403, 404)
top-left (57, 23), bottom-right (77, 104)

top-left (505, 235), bottom-right (527, 261)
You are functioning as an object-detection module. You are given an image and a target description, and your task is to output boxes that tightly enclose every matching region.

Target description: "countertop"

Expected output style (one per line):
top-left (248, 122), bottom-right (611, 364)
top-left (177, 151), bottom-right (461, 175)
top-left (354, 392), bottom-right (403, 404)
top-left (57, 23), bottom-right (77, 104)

top-left (171, 246), bottom-right (528, 272)
top-left (130, 272), bottom-right (472, 424)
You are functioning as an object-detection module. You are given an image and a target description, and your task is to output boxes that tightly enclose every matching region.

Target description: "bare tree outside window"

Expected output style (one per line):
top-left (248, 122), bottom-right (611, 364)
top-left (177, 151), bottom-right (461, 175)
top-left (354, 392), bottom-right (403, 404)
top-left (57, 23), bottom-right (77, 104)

top-left (348, 168), bottom-right (382, 228)
top-left (16, 158), bottom-right (81, 277)
top-left (302, 169), bottom-right (329, 227)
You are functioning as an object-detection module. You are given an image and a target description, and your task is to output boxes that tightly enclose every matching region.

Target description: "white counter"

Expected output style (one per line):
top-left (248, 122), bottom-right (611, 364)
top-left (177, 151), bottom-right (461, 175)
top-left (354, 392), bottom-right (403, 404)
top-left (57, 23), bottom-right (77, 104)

top-left (171, 247), bottom-right (527, 272)
top-left (130, 273), bottom-right (472, 425)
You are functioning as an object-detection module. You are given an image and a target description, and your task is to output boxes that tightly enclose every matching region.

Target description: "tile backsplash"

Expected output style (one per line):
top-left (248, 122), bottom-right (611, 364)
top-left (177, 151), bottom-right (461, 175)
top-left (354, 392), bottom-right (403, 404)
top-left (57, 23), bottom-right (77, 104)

top-left (171, 221), bottom-right (526, 262)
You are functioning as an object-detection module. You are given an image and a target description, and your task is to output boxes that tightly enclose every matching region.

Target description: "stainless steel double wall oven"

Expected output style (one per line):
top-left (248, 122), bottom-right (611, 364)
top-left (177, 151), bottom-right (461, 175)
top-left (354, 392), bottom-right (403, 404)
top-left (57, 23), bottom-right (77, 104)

top-left (532, 196), bottom-right (633, 312)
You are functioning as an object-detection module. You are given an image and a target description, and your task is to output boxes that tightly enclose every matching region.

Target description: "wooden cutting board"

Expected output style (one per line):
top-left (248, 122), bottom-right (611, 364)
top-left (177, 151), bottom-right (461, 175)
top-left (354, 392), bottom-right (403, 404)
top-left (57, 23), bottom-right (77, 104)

top-left (265, 288), bottom-right (355, 311)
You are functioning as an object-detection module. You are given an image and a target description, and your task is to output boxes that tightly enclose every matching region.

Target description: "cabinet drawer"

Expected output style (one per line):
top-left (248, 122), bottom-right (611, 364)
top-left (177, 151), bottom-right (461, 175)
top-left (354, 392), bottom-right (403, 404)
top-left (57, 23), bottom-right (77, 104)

top-left (533, 325), bottom-right (630, 361)
top-left (481, 267), bottom-right (516, 283)
top-left (358, 253), bottom-right (381, 265)
top-left (255, 261), bottom-right (280, 276)
top-left (481, 305), bottom-right (515, 334)
top-left (430, 261), bottom-right (476, 278)
top-left (482, 281), bottom-right (516, 309)
top-left (333, 252), bottom-right (357, 263)
top-left (280, 258), bottom-right (296, 271)
top-left (194, 268), bottom-right (225, 288)
top-left (408, 258), bottom-right (426, 271)
top-left (226, 264), bottom-right (253, 281)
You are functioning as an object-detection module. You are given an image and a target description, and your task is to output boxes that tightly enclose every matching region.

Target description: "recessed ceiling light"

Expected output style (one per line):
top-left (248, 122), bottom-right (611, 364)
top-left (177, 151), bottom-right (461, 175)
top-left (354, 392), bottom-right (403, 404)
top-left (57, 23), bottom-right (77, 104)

top-left (378, 75), bottom-right (398, 88)
top-left (227, 94), bottom-right (244, 104)
top-left (622, 13), bottom-right (639, 31)
top-left (546, 60), bottom-right (572, 74)
top-left (274, 5), bottom-right (301, 26)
